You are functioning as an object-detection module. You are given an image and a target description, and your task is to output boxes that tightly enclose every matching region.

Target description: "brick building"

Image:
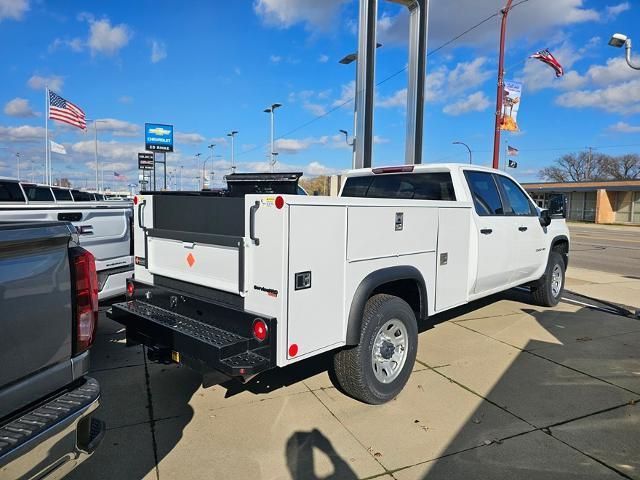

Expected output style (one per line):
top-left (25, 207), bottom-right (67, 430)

top-left (523, 180), bottom-right (640, 225)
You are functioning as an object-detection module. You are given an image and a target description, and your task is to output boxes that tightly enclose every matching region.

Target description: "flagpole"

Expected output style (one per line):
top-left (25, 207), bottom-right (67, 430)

top-left (45, 87), bottom-right (49, 184)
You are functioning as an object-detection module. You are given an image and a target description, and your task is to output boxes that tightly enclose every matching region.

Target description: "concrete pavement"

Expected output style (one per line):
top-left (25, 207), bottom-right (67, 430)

top-left (69, 282), bottom-right (640, 480)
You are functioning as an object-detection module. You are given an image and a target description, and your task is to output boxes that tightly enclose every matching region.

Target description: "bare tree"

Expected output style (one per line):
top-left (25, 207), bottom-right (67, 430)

top-left (539, 152), bottom-right (609, 182)
top-left (601, 154), bottom-right (640, 180)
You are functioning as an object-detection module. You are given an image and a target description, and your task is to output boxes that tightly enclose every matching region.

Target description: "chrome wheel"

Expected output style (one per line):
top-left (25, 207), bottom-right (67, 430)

top-left (371, 319), bottom-right (408, 384)
top-left (551, 264), bottom-right (563, 298)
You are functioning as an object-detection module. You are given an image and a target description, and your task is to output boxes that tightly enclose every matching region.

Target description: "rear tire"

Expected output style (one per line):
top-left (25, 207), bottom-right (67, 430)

top-left (532, 251), bottom-right (565, 307)
top-left (332, 294), bottom-right (418, 404)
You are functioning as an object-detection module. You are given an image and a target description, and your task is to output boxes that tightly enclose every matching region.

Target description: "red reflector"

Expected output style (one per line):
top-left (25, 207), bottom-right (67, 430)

top-left (372, 165), bottom-right (414, 174)
top-left (288, 344), bottom-right (299, 357)
top-left (72, 248), bottom-right (98, 354)
top-left (253, 319), bottom-right (268, 342)
top-left (133, 195), bottom-right (138, 205)
top-left (275, 196), bottom-right (285, 209)
top-left (126, 280), bottom-right (135, 297)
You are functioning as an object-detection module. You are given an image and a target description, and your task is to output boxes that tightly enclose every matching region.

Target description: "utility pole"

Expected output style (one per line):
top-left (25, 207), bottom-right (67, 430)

top-left (16, 153), bottom-right (20, 180)
top-left (492, 0), bottom-right (514, 170)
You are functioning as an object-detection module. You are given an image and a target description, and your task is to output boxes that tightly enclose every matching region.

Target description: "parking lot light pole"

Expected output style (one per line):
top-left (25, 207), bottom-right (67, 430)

top-left (452, 141), bottom-right (472, 164)
top-left (263, 104), bottom-right (282, 172)
top-left (227, 131), bottom-right (238, 173)
top-left (492, 0), bottom-right (514, 170)
top-left (609, 33), bottom-right (640, 70)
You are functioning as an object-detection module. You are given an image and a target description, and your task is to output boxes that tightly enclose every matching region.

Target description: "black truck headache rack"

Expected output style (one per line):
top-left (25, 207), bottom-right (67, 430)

top-left (108, 282), bottom-right (276, 377)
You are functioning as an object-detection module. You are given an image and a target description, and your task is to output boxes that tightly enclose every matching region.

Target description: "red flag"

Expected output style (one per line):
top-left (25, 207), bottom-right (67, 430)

top-left (529, 49), bottom-right (564, 77)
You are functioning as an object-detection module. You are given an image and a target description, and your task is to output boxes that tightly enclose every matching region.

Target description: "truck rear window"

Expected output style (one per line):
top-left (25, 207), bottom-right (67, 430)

top-left (22, 185), bottom-right (54, 202)
top-left (341, 172), bottom-right (456, 200)
top-left (0, 181), bottom-right (25, 202)
top-left (71, 190), bottom-right (92, 201)
top-left (52, 188), bottom-right (73, 201)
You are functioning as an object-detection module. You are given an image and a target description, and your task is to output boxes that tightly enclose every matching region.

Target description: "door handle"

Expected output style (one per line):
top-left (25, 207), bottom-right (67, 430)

top-left (480, 228), bottom-right (493, 235)
top-left (518, 226), bottom-right (528, 232)
top-left (249, 201), bottom-right (260, 246)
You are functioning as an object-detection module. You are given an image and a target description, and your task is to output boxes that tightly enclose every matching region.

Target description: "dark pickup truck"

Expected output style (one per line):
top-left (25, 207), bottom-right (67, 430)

top-left (0, 222), bottom-right (104, 479)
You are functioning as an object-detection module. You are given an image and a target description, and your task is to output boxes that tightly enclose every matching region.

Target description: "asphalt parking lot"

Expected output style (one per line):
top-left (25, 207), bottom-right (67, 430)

top-left (69, 272), bottom-right (640, 480)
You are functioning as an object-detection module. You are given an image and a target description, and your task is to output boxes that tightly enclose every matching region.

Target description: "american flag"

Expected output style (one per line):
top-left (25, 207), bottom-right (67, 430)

top-left (507, 145), bottom-right (519, 156)
top-left (114, 171), bottom-right (126, 179)
top-left (49, 91), bottom-right (86, 130)
top-left (529, 49), bottom-right (564, 77)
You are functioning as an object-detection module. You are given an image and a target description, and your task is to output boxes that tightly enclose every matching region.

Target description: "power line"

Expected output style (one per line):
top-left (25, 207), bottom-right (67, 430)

top-left (237, 4), bottom-right (529, 160)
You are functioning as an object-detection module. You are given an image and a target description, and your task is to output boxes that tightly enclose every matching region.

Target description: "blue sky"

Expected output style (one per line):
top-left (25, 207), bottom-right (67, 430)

top-left (1, 0), bottom-right (639, 190)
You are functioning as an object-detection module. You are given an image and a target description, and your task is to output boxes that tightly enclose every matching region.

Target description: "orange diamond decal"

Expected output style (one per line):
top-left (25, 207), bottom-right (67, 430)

top-left (186, 253), bottom-right (195, 267)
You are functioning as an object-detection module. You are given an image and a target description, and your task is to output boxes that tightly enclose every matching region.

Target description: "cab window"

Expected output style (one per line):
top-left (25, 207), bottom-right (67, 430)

top-left (496, 175), bottom-right (536, 216)
top-left (0, 181), bottom-right (25, 202)
top-left (464, 171), bottom-right (504, 216)
top-left (341, 172), bottom-right (456, 200)
top-left (22, 185), bottom-right (54, 202)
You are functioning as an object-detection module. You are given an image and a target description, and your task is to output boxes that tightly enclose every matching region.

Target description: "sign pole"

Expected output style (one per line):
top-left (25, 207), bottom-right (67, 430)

top-left (153, 152), bottom-right (156, 190)
top-left (163, 152), bottom-right (167, 190)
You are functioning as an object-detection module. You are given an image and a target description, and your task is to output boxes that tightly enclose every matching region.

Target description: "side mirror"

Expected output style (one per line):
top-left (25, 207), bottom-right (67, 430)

top-left (539, 209), bottom-right (552, 227)
top-left (548, 194), bottom-right (566, 218)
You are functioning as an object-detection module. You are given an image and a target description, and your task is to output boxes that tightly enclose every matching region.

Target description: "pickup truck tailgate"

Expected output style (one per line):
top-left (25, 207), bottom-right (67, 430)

top-left (0, 222), bottom-right (73, 389)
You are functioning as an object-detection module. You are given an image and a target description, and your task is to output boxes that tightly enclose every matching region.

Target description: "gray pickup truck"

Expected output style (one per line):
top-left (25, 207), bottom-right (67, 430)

top-left (0, 221), bottom-right (104, 479)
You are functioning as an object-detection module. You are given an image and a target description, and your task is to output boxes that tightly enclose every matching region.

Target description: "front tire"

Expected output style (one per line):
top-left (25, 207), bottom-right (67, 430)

top-left (332, 294), bottom-right (418, 404)
top-left (532, 251), bottom-right (565, 307)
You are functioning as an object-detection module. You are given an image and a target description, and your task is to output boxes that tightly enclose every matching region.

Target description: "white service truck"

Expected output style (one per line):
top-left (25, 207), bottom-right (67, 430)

top-left (109, 164), bottom-right (569, 404)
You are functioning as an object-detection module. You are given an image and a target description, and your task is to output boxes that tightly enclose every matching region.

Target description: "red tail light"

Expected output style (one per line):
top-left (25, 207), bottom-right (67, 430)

top-left (372, 165), bottom-right (414, 174)
top-left (126, 279), bottom-right (135, 297)
top-left (72, 248), bottom-right (98, 354)
top-left (252, 319), bottom-right (268, 342)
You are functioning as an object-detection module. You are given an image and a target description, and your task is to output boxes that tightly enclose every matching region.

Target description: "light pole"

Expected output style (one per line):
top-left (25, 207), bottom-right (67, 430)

top-left (263, 103), bottom-right (282, 172)
top-left (609, 33), bottom-right (640, 70)
top-left (194, 153), bottom-right (201, 189)
top-left (452, 141), bottom-right (472, 164)
top-left (86, 119), bottom-right (107, 191)
top-left (339, 129), bottom-right (355, 147)
top-left (227, 131), bottom-right (238, 172)
top-left (492, 0), bottom-right (514, 170)
top-left (15, 153), bottom-right (20, 180)
top-left (206, 144), bottom-right (216, 188)
top-left (179, 165), bottom-right (184, 191)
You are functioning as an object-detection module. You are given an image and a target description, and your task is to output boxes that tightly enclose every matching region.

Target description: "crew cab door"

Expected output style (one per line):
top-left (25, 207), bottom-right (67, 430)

top-left (495, 174), bottom-right (547, 283)
top-left (465, 171), bottom-right (514, 294)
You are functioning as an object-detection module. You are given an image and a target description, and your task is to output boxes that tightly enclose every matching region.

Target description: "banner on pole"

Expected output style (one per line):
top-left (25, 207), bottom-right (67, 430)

top-left (500, 81), bottom-right (522, 132)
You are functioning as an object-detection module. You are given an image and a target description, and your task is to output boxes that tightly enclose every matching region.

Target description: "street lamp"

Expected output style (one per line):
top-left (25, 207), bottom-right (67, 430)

top-left (263, 103), bottom-right (282, 172)
top-left (608, 33), bottom-right (640, 70)
top-left (206, 144), bottom-right (216, 188)
top-left (86, 119), bottom-right (107, 191)
top-left (339, 129), bottom-right (355, 147)
top-left (339, 43), bottom-right (382, 65)
top-left (452, 141), bottom-right (472, 164)
top-left (227, 131), bottom-right (238, 172)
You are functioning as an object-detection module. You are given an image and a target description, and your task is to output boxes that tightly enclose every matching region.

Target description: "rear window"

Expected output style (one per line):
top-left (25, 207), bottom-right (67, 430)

top-left (71, 190), bottom-right (92, 201)
top-left (341, 172), bottom-right (456, 200)
top-left (22, 185), bottom-right (54, 202)
top-left (0, 181), bottom-right (25, 202)
top-left (52, 188), bottom-right (73, 201)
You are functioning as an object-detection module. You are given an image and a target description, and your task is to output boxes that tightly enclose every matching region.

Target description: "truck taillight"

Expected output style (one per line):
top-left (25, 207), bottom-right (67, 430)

top-left (72, 248), bottom-right (98, 354)
top-left (126, 279), bottom-right (135, 297)
top-left (253, 319), bottom-right (268, 342)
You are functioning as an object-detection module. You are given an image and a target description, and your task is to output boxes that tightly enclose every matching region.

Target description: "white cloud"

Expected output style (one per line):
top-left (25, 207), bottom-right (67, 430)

top-left (303, 103), bottom-right (327, 116)
top-left (72, 140), bottom-right (140, 160)
top-left (95, 118), bottom-right (139, 137)
top-left (377, 88), bottom-right (407, 108)
top-left (332, 81), bottom-right (355, 107)
top-left (118, 95), bottom-right (133, 104)
top-left (275, 136), bottom-right (328, 154)
top-left (4, 98), bottom-right (38, 117)
top-left (607, 121), bottom-right (640, 133)
top-left (0, 0), bottom-right (28, 22)
top-left (0, 125), bottom-right (45, 142)
top-left (174, 132), bottom-right (205, 144)
top-left (254, 0), bottom-right (349, 30)
top-left (269, 54), bottom-right (282, 63)
top-left (378, 0), bottom-right (599, 48)
top-left (443, 91), bottom-right (490, 116)
top-left (606, 2), bottom-right (630, 19)
top-left (585, 57), bottom-right (638, 86)
top-left (28, 74), bottom-right (64, 92)
top-left (556, 79), bottom-right (640, 114)
top-left (87, 18), bottom-right (131, 56)
top-left (49, 37), bottom-right (84, 53)
top-left (150, 40), bottom-right (167, 63)
top-left (306, 161), bottom-right (337, 176)
top-left (318, 54), bottom-right (329, 63)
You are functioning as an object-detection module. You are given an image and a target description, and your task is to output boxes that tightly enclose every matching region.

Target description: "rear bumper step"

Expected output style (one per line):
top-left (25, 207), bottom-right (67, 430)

top-left (108, 297), bottom-right (275, 377)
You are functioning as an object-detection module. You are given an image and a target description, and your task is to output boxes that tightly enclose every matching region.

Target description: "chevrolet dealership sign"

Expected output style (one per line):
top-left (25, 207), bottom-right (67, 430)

top-left (145, 123), bottom-right (174, 152)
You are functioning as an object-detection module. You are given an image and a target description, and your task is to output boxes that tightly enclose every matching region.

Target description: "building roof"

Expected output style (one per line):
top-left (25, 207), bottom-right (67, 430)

top-left (522, 179), bottom-right (640, 193)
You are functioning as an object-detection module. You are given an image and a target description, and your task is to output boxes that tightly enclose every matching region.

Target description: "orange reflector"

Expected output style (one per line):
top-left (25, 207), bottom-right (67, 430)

top-left (186, 253), bottom-right (195, 267)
